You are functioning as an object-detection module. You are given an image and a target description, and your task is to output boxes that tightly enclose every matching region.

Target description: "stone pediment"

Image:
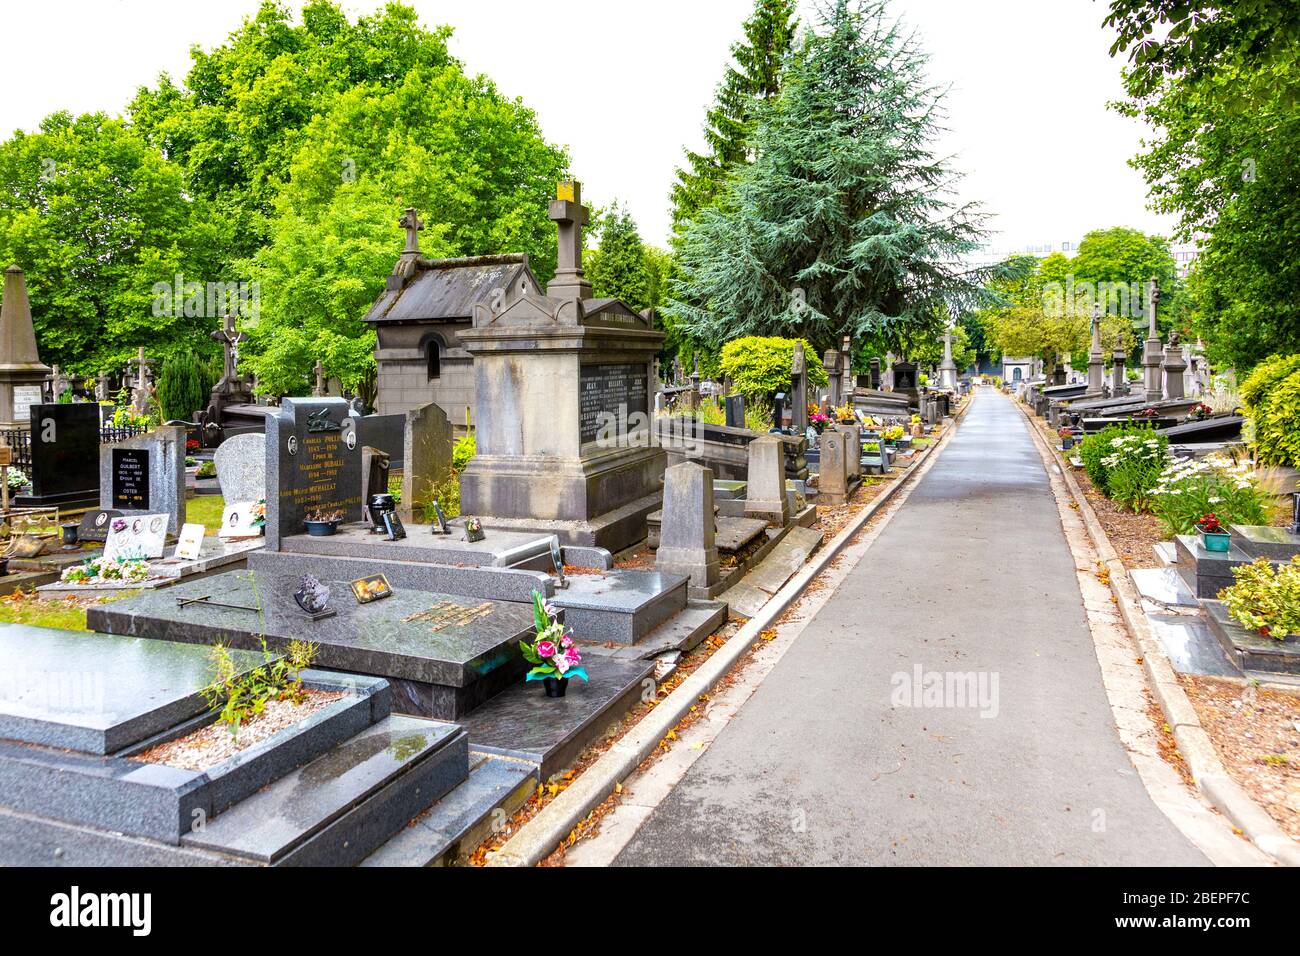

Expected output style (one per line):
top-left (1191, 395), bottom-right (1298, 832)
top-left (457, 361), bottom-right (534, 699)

top-left (582, 299), bottom-right (651, 330)
top-left (472, 290), bottom-right (583, 328)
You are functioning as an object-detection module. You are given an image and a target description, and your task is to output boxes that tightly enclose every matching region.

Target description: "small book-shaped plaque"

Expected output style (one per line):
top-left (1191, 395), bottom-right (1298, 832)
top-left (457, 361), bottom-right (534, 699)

top-left (351, 574), bottom-right (393, 604)
top-left (382, 512), bottom-right (407, 541)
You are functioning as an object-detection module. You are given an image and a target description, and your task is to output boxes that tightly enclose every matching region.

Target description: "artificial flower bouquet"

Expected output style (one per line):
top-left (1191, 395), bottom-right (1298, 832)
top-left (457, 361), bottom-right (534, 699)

top-left (519, 590), bottom-right (589, 684)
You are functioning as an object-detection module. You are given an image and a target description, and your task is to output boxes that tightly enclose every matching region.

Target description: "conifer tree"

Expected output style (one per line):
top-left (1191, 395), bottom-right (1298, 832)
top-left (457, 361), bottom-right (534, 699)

top-left (670, 0), bottom-right (799, 233)
top-left (668, 0), bottom-right (991, 355)
top-left (586, 203), bottom-right (651, 313)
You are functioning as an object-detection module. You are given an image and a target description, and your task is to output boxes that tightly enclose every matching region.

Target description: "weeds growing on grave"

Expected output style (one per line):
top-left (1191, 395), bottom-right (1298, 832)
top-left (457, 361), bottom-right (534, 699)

top-left (201, 637), bottom-right (319, 736)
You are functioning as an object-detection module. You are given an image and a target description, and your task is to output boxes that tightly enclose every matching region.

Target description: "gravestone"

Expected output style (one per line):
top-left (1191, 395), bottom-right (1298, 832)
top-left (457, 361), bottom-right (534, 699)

top-left (265, 397), bottom-right (364, 549)
top-left (458, 182), bottom-right (665, 551)
top-left (817, 430), bottom-right (850, 506)
top-left (213, 433), bottom-right (267, 504)
top-left (13, 403), bottom-right (100, 509)
top-left (400, 401), bottom-right (454, 521)
top-left (77, 508), bottom-right (122, 544)
top-left (99, 425), bottom-right (186, 535)
top-left (891, 360), bottom-right (919, 404)
top-left (743, 435), bottom-right (790, 528)
top-left (823, 349), bottom-right (842, 407)
top-left (868, 357), bottom-right (881, 390)
top-left (790, 344), bottom-right (808, 433)
top-left (655, 461), bottom-right (720, 591)
top-left (836, 422), bottom-right (862, 479)
top-left (724, 394), bottom-right (745, 429)
top-left (1163, 336), bottom-right (1187, 401)
top-left (0, 265), bottom-right (51, 430)
top-left (361, 446), bottom-right (391, 525)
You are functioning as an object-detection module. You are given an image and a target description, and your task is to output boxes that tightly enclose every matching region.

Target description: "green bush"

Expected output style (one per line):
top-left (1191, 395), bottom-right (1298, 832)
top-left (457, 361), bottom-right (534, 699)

top-left (1150, 454), bottom-right (1269, 536)
top-left (1220, 556), bottom-right (1300, 640)
top-left (452, 432), bottom-right (476, 471)
top-left (1079, 425), bottom-right (1169, 510)
top-left (718, 336), bottom-right (829, 398)
top-left (1240, 354), bottom-right (1300, 468)
top-left (156, 353), bottom-right (207, 423)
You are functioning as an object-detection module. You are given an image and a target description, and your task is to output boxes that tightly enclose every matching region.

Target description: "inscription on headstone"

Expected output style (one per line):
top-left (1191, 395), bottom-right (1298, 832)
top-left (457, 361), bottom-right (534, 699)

top-left (112, 448), bottom-right (150, 510)
top-left (266, 398), bottom-right (362, 548)
top-left (579, 363), bottom-right (648, 444)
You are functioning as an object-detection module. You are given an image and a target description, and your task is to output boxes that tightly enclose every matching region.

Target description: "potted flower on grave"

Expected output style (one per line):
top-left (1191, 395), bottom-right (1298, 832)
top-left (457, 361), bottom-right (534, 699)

top-left (809, 409), bottom-right (831, 433)
top-left (251, 500), bottom-right (267, 535)
top-left (1058, 426), bottom-right (1075, 450)
top-left (1195, 512), bottom-right (1231, 552)
top-left (196, 460), bottom-right (217, 481)
top-left (303, 508), bottom-right (344, 536)
top-left (1188, 403), bottom-right (1213, 422)
top-left (519, 590), bottom-right (588, 698)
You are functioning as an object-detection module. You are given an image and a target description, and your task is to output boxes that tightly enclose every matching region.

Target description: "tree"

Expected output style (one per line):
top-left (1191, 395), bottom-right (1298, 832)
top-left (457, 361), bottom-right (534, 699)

top-left (1107, 0), bottom-right (1300, 371)
top-left (718, 336), bottom-right (829, 397)
top-left (585, 203), bottom-right (650, 312)
top-left (668, 0), bottom-right (992, 358)
top-left (670, 0), bottom-right (799, 233)
top-left (0, 112), bottom-right (223, 373)
top-left (156, 352), bottom-right (208, 422)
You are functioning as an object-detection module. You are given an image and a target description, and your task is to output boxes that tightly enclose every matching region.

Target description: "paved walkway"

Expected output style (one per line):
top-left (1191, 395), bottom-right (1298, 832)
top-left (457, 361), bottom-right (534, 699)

top-left (616, 390), bottom-right (1207, 865)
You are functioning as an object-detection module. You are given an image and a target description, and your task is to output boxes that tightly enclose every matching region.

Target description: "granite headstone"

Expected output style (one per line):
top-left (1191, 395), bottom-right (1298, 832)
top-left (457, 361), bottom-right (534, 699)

top-left (213, 433), bottom-right (267, 504)
top-left (265, 397), bottom-right (363, 549)
top-left (98, 426), bottom-right (186, 535)
top-left (12, 403), bottom-right (100, 509)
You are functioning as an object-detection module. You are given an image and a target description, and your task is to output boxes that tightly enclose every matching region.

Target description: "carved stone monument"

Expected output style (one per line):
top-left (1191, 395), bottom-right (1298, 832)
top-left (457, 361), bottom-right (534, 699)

top-left (0, 265), bottom-right (51, 430)
top-left (457, 182), bottom-right (666, 551)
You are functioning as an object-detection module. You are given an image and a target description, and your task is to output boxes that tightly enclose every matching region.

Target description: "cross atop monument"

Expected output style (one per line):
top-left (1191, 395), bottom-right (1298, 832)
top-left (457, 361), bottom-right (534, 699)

top-left (546, 181), bottom-right (592, 302)
top-left (313, 359), bottom-right (326, 397)
top-left (399, 207), bottom-right (424, 256)
top-left (211, 312), bottom-right (247, 383)
top-left (1146, 278), bottom-right (1159, 338)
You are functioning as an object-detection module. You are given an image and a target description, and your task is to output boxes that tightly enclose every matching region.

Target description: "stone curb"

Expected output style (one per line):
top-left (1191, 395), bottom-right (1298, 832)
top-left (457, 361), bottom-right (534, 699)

top-left (485, 397), bottom-right (972, 866)
top-left (1016, 398), bottom-right (1298, 867)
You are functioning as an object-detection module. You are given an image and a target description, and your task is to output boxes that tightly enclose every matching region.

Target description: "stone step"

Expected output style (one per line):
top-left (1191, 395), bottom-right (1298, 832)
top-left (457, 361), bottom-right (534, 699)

top-left (182, 715), bottom-right (468, 866)
top-left (551, 570), bottom-right (689, 645)
top-left (724, 526), bottom-right (825, 618)
top-left (460, 656), bottom-right (654, 778)
top-left (359, 753), bottom-right (537, 867)
top-left (583, 599), bottom-right (728, 661)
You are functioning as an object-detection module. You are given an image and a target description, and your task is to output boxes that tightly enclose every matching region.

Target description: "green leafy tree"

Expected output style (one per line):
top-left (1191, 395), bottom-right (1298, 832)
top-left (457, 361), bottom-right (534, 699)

top-left (670, 0), bottom-right (799, 233)
top-left (0, 112), bottom-right (223, 373)
top-left (1107, 1), bottom-right (1300, 371)
top-left (585, 203), bottom-right (650, 312)
top-left (668, 0), bottom-right (992, 358)
top-left (156, 352), bottom-right (208, 422)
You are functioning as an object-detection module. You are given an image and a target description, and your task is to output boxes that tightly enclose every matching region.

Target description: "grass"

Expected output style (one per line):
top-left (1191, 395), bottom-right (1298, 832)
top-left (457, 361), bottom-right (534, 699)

top-left (185, 494), bottom-right (227, 535)
top-left (0, 591), bottom-right (95, 631)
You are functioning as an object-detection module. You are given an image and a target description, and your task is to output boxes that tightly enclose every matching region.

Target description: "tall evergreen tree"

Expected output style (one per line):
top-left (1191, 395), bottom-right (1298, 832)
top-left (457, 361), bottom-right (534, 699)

top-left (669, 0), bottom-right (798, 233)
top-left (586, 203), bottom-right (650, 313)
top-left (668, 0), bottom-right (991, 355)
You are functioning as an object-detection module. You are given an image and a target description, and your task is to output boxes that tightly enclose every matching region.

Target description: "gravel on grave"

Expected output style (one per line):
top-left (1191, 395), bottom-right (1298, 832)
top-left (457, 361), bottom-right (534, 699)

top-left (133, 689), bottom-right (345, 772)
top-left (1182, 674), bottom-right (1300, 841)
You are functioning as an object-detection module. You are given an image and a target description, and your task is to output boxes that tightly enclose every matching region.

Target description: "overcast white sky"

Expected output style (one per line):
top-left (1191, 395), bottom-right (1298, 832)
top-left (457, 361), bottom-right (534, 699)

top-left (0, 0), bottom-right (1170, 249)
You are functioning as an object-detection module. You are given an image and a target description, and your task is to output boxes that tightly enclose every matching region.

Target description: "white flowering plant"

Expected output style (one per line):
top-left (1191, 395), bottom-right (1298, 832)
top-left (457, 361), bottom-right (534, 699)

top-left (60, 557), bottom-right (151, 585)
top-left (1096, 431), bottom-right (1170, 513)
top-left (1150, 453), bottom-right (1268, 536)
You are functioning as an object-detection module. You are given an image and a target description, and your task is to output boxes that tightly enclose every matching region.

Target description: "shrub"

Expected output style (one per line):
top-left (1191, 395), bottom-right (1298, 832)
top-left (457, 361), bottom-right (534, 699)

top-left (156, 352), bottom-right (207, 423)
top-left (1080, 424), bottom-right (1155, 494)
top-left (1240, 353), bottom-right (1300, 467)
top-left (1219, 556), bottom-right (1300, 640)
top-left (718, 336), bottom-right (829, 397)
top-left (1101, 431), bottom-right (1170, 512)
top-left (1150, 453), bottom-right (1269, 536)
top-left (452, 432), bottom-right (476, 471)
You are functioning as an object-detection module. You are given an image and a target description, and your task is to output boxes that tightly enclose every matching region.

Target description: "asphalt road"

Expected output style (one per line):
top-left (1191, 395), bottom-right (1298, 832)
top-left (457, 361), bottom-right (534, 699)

top-left (615, 389), bottom-right (1207, 866)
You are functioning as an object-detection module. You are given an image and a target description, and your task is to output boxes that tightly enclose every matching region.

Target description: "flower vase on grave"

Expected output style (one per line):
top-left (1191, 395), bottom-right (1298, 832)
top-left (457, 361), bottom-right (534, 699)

top-left (543, 677), bottom-right (569, 698)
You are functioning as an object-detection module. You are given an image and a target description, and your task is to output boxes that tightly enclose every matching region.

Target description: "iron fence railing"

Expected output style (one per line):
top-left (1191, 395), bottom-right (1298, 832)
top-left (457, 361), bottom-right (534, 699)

top-left (0, 424), bottom-right (148, 471)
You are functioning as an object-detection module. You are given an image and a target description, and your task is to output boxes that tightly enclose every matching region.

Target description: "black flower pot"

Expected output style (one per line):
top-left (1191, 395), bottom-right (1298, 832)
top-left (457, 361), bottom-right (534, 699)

top-left (543, 676), bottom-right (569, 698)
top-left (303, 520), bottom-right (340, 537)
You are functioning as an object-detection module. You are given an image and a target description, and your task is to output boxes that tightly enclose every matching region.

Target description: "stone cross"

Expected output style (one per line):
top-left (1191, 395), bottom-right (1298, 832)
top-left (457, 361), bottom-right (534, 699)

top-left (50, 364), bottom-right (67, 399)
top-left (399, 207), bottom-right (424, 256)
top-left (313, 360), bottom-right (326, 397)
top-left (1087, 303), bottom-right (1106, 396)
top-left (95, 372), bottom-right (109, 402)
top-left (546, 181), bottom-right (592, 302)
top-left (211, 312), bottom-right (246, 383)
top-left (128, 347), bottom-right (155, 414)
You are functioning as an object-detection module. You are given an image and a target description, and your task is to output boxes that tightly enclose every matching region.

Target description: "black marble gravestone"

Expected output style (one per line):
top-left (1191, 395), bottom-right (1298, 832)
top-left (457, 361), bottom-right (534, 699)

top-left (13, 403), bottom-right (100, 509)
top-left (111, 448), bottom-right (150, 510)
top-left (265, 397), bottom-right (363, 550)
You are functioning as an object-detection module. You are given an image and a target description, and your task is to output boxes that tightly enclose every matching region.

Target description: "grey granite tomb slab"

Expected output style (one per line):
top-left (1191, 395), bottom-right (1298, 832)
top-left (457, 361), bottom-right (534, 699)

top-left (213, 432), bottom-right (267, 504)
top-left (276, 521), bottom-right (555, 567)
top-left (550, 570), bottom-right (688, 644)
top-left (1227, 524), bottom-right (1300, 562)
top-left (89, 569), bottom-right (537, 718)
top-left (182, 715), bottom-right (467, 866)
top-left (1203, 599), bottom-right (1300, 676)
top-left (0, 625), bottom-right (265, 754)
top-left (461, 656), bottom-right (654, 777)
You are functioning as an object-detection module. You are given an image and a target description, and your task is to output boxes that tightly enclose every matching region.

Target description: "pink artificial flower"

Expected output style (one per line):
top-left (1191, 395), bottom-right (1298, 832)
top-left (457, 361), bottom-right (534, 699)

top-left (553, 654), bottom-right (571, 675)
top-left (536, 640), bottom-right (558, 659)
top-left (563, 646), bottom-right (581, 666)
top-left (561, 635), bottom-right (574, 649)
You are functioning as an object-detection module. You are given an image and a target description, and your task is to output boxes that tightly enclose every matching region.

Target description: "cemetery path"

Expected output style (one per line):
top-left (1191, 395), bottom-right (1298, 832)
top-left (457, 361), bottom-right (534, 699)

top-left (614, 390), bottom-right (1208, 866)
